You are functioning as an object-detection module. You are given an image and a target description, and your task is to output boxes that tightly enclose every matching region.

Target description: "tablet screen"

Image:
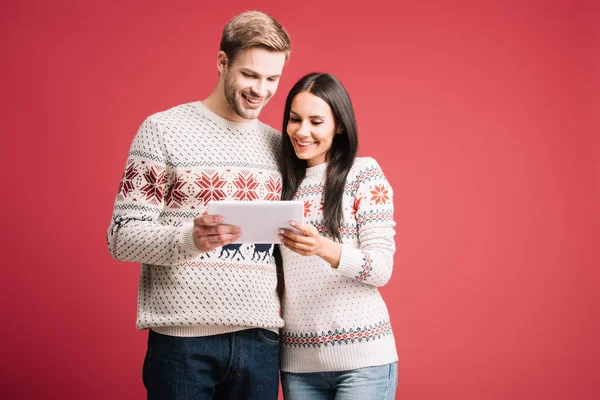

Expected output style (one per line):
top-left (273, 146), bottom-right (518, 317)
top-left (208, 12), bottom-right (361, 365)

top-left (206, 200), bottom-right (304, 244)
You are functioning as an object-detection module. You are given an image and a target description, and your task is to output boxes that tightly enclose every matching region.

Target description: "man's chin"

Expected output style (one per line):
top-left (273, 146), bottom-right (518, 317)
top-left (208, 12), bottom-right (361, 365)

top-left (237, 108), bottom-right (262, 120)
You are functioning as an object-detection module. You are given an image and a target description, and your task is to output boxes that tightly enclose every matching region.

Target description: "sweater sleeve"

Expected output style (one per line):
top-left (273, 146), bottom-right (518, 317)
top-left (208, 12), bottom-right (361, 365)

top-left (335, 158), bottom-right (396, 287)
top-left (106, 117), bottom-right (203, 265)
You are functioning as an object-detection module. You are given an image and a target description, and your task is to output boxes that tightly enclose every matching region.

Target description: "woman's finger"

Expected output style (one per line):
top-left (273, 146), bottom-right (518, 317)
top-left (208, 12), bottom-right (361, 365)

top-left (280, 228), bottom-right (314, 243)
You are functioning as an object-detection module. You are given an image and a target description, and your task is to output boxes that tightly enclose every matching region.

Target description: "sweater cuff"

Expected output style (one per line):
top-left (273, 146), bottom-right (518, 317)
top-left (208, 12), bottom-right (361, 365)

top-left (179, 224), bottom-right (204, 257)
top-left (336, 245), bottom-right (366, 280)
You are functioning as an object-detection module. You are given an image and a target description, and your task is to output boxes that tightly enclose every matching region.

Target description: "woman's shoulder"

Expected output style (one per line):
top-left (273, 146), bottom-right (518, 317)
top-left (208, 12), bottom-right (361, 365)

top-left (347, 157), bottom-right (393, 195)
top-left (350, 156), bottom-right (386, 177)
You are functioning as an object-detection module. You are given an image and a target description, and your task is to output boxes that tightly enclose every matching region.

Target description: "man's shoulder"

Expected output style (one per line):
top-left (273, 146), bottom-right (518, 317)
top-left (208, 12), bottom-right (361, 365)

top-left (145, 102), bottom-right (198, 123)
top-left (256, 120), bottom-right (282, 137)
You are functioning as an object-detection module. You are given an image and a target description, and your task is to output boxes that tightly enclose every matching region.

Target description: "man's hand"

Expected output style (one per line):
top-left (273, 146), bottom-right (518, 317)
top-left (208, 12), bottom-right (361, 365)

top-left (193, 214), bottom-right (241, 252)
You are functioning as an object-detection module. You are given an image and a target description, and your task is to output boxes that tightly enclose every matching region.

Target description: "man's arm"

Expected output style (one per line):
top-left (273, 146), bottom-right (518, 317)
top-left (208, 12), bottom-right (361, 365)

top-left (106, 117), bottom-right (240, 266)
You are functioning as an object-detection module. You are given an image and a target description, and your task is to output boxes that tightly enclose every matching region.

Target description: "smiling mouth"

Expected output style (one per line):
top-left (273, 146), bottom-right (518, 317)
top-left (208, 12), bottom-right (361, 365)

top-left (242, 94), bottom-right (263, 107)
top-left (295, 139), bottom-right (316, 149)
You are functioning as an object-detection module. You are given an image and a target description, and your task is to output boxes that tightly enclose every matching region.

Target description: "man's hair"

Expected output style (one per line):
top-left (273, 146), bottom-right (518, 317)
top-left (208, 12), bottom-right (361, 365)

top-left (220, 10), bottom-right (291, 64)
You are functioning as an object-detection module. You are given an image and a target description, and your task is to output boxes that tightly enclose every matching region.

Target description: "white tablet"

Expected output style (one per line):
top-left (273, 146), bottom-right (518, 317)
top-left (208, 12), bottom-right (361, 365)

top-left (206, 200), bottom-right (304, 244)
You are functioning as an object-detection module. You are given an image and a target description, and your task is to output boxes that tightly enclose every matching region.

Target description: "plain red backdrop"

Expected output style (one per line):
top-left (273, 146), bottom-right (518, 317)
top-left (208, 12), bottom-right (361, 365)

top-left (1, 0), bottom-right (598, 399)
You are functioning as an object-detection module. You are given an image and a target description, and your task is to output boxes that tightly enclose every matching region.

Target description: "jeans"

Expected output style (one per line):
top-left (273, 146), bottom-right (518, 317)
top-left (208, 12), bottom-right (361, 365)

top-left (143, 328), bottom-right (280, 400)
top-left (281, 362), bottom-right (398, 400)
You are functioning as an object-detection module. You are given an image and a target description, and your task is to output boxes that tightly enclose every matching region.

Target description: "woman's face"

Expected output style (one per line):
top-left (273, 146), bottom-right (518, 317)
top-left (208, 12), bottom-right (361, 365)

top-left (287, 91), bottom-right (339, 167)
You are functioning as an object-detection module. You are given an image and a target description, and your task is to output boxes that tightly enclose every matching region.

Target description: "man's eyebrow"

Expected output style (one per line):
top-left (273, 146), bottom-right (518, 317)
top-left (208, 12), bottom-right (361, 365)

top-left (239, 68), bottom-right (281, 79)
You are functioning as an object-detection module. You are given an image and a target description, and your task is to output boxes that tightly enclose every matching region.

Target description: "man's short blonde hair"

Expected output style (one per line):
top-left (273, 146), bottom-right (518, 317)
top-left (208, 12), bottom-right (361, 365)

top-left (220, 11), bottom-right (291, 64)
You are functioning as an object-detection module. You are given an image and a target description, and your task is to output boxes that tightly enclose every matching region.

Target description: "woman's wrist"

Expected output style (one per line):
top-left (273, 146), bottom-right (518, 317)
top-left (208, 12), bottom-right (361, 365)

top-left (317, 237), bottom-right (342, 268)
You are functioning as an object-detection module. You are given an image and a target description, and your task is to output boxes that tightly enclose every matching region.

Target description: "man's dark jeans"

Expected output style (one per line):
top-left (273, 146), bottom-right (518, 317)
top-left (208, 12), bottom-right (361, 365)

top-left (143, 328), bottom-right (280, 399)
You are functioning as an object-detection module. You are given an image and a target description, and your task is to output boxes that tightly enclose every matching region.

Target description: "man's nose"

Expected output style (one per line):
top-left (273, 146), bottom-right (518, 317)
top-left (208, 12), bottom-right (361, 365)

top-left (251, 81), bottom-right (268, 97)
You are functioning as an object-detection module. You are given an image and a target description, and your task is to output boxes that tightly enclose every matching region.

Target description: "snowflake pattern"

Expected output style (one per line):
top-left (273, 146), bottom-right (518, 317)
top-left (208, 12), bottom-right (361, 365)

top-left (370, 184), bottom-right (390, 205)
top-left (264, 175), bottom-right (282, 201)
top-left (195, 170), bottom-right (227, 204)
top-left (233, 171), bottom-right (259, 201)
top-left (304, 200), bottom-right (313, 218)
top-left (350, 196), bottom-right (362, 217)
top-left (165, 172), bottom-right (188, 208)
top-left (118, 162), bottom-right (139, 198)
top-left (140, 166), bottom-right (165, 204)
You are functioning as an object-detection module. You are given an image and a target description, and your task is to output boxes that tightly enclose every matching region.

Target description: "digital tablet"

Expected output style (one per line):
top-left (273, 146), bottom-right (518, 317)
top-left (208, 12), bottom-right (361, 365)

top-left (206, 200), bottom-right (304, 244)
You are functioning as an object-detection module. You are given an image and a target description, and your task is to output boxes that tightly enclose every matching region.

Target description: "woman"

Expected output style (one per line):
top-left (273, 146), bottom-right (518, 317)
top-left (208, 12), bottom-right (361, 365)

top-left (278, 72), bottom-right (398, 399)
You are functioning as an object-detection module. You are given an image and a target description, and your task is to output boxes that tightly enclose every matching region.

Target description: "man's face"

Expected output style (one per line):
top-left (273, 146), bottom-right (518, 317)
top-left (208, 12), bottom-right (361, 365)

top-left (222, 47), bottom-right (286, 122)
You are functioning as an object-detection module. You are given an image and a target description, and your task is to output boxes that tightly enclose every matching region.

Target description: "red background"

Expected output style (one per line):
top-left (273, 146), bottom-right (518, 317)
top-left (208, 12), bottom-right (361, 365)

top-left (1, 0), bottom-right (598, 399)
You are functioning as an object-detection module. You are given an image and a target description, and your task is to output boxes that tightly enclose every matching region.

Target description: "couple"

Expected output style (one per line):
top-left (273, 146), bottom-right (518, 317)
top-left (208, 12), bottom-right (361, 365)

top-left (107, 10), bottom-right (397, 400)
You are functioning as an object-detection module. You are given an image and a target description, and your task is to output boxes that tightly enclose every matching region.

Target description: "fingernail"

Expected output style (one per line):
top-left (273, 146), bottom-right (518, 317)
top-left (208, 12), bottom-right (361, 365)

top-left (279, 229), bottom-right (284, 234)
top-left (289, 221), bottom-right (296, 226)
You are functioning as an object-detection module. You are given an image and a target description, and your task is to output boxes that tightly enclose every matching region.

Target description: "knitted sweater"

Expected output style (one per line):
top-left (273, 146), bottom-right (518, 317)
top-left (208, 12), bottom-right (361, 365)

top-left (107, 101), bottom-right (284, 337)
top-left (280, 158), bottom-right (398, 373)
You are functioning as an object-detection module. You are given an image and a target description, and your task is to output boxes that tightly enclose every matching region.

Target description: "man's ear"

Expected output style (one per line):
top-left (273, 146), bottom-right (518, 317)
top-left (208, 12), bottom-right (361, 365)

top-left (217, 51), bottom-right (228, 73)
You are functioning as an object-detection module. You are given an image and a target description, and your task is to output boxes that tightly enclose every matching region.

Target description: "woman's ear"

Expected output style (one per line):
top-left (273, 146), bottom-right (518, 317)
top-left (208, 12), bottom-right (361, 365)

top-left (336, 125), bottom-right (345, 134)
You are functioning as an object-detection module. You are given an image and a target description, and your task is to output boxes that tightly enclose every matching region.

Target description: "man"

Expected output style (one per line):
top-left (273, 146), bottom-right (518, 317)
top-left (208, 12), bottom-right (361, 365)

top-left (107, 11), bottom-right (291, 399)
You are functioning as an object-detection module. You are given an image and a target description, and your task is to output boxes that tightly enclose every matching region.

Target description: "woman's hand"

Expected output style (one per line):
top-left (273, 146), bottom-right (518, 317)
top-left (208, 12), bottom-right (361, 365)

top-left (279, 221), bottom-right (342, 267)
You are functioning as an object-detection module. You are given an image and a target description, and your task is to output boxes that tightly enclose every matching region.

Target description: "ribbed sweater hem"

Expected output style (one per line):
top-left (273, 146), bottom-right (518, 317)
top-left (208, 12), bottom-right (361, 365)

top-left (280, 334), bottom-right (398, 373)
top-left (150, 324), bottom-right (279, 337)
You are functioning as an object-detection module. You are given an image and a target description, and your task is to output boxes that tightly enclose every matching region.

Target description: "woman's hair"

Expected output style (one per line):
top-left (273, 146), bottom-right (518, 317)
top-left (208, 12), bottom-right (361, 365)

top-left (220, 11), bottom-right (292, 65)
top-left (281, 72), bottom-right (359, 242)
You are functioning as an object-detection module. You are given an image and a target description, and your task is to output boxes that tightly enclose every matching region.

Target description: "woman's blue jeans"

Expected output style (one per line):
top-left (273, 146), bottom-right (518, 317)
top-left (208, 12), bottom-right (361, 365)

top-left (281, 362), bottom-right (398, 400)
